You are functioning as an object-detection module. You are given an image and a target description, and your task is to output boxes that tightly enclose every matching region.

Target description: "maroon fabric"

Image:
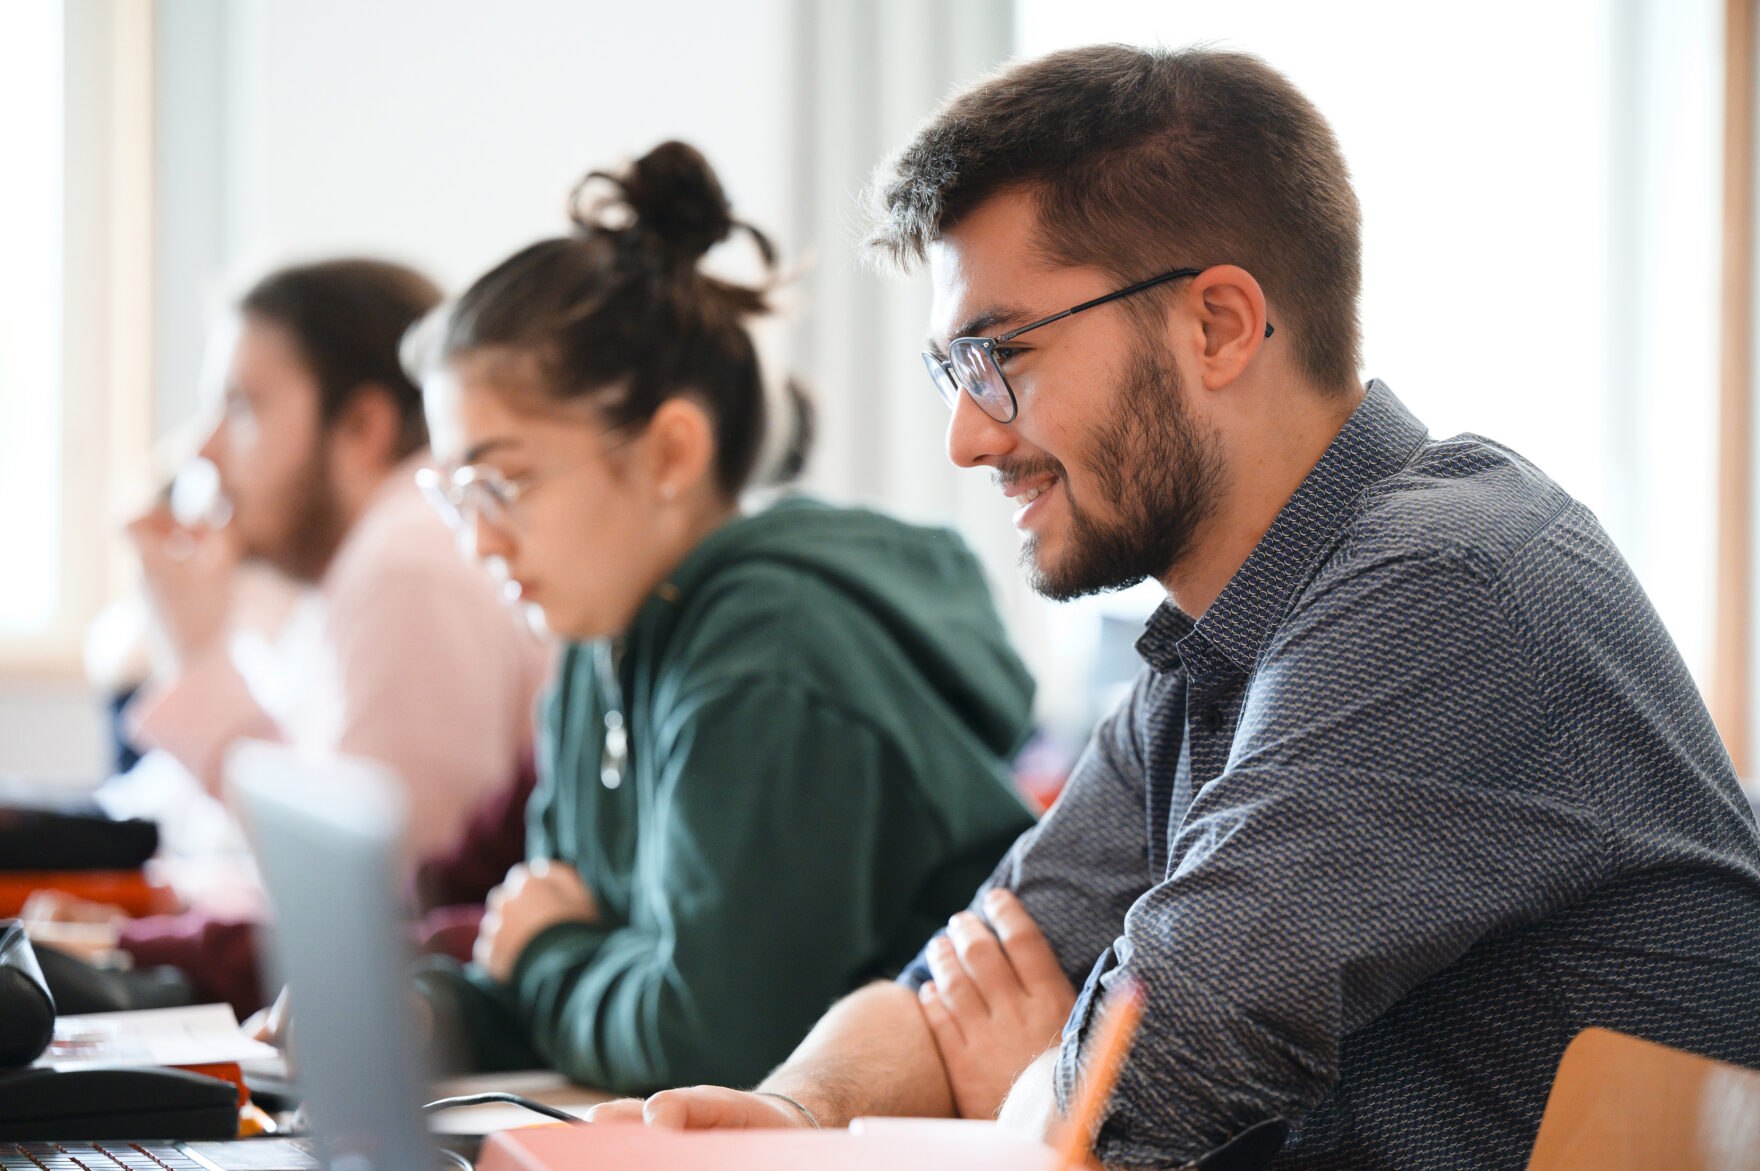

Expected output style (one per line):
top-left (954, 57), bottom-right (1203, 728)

top-left (118, 756), bottom-right (536, 1016)
top-left (410, 753), bottom-right (536, 912)
top-left (416, 903), bottom-right (486, 964)
top-left (119, 913), bottom-right (265, 1019)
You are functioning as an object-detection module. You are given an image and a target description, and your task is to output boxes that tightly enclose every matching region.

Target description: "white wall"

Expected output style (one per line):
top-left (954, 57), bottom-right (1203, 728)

top-left (0, 681), bottom-right (107, 784)
top-left (157, 0), bottom-right (802, 428)
top-left (5, 0), bottom-right (807, 781)
top-left (5, 0), bottom-right (1047, 781)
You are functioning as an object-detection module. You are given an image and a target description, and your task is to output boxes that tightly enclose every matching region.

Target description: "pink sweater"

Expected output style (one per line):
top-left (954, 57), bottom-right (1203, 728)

top-left (125, 458), bottom-right (550, 864)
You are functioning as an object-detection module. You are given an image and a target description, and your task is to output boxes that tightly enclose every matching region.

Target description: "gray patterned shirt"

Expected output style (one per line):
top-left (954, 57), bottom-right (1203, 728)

top-left (902, 380), bottom-right (1760, 1168)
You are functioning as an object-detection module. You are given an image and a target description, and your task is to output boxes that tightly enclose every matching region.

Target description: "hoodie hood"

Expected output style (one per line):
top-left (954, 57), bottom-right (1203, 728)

top-left (625, 495), bottom-right (1034, 759)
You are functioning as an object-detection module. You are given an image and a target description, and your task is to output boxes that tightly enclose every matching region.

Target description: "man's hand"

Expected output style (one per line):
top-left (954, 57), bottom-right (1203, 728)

top-left (997, 1047), bottom-right (1065, 1143)
top-left (474, 859), bottom-right (599, 982)
top-left (585, 1088), bottom-right (811, 1129)
top-left (918, 888), bottom-right (1077, 1120)
top-left (127, 504), bottom-right (241, 672)
top-left (585, 981), bottom-right (958, 1131)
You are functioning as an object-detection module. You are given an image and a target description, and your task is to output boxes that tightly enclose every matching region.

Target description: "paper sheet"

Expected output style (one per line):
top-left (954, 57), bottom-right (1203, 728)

top-left (36, 1002), bottom-right (280, 1070)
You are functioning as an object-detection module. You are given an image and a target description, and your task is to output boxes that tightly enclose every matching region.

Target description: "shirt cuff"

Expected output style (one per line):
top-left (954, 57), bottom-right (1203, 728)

top-left (124, 645), bottom-right (280, 792)
top-left (1058, 947), bottom-right (1279, 1169)
top-left (895, 933), bottom-right (941, 992)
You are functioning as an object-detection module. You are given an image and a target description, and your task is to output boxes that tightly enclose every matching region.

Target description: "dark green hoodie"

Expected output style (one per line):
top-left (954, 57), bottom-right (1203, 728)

top-left (420, 496), bottom-right (1035, 1091)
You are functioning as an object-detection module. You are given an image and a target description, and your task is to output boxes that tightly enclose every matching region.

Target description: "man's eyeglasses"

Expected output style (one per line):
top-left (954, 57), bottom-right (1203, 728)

top-left (922, 266), bottom-right (1274, 424)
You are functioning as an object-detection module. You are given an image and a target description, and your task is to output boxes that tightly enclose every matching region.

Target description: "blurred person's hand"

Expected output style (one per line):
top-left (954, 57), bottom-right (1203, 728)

top-left (244, 985), bottom-right (291, 1046)
top-left (474, 859), bottom-right (599, 983)
top-left (127, 503), bottom-right (242, 672)
top-left (20, 891), bottom-right (127, 962)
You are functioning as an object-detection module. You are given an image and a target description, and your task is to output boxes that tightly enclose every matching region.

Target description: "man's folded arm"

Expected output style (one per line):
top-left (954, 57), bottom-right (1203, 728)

top-left (899, 681), bottom-right (1159, 992)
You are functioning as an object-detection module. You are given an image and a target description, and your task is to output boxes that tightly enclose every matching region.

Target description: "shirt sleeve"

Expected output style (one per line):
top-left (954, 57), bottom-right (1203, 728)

top-left (124, 645), bottom-right (284, 793)
top-left (507, 679), bottom-right (931, 1093)
top-left (1060, 550), bottom-right (1614, 1168)
top-left (323, 557), bottom-right (538, 863)
top-left (897, 678), bottom-right (1159, 990)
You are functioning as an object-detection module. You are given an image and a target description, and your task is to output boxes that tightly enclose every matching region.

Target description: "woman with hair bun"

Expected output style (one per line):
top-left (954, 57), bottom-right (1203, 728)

top-left (409, 142), bottom-right (1036, 1092)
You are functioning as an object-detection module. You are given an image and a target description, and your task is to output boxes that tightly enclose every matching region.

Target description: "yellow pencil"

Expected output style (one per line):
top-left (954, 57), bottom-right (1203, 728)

top-left (1053, 978), bottom-right (1146, 1171)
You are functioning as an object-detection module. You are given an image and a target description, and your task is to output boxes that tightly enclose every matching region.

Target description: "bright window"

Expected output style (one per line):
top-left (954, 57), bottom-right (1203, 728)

top-left (0, 1), bottom-right (65, 636)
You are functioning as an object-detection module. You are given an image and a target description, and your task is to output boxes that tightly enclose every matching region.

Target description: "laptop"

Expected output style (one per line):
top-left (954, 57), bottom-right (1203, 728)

top-left (3, 744), bottom-right (440, 1171)
top-left (226, 743), bottom-right (435, 1171)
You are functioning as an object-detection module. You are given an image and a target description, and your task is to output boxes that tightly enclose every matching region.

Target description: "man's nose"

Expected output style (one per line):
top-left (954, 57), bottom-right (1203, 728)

top-left (945, 388), bottom-right (1016, 470)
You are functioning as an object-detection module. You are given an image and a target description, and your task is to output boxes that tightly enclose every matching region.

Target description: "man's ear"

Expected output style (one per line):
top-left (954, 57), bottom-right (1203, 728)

top-left (1190, 265), bottom-right (1271, 389)
top-left (644, 396), bottom-right (718, 503)
top-left (333, 384), bottom-right (407, 468)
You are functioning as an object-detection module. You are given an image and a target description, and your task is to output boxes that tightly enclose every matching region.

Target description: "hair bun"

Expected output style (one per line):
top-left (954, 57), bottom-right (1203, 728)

top-left (569, 142), bottom-right (780, 278)
top-left (613, 140), bottom-right (735, 263)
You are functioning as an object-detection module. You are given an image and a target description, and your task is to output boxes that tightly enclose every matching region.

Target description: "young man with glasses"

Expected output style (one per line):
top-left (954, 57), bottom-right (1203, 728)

top-left (589, 44), bottom-right (1760, 1168)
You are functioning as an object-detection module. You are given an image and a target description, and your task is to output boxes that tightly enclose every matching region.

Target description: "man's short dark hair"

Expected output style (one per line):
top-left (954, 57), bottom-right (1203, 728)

top-left (241, 258), bottom-right (443, 457)
top-left (868, 44), bottom-right (1363, 392)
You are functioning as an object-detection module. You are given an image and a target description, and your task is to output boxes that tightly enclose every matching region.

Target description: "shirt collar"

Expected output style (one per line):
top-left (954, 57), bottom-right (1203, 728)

top-left (1135, 380), bottom-right (1428, 675)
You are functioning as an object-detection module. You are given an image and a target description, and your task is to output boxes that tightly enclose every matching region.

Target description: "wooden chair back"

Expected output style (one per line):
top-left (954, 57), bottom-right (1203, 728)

top-left (1527, 1027), bottom-right (1760, 1170)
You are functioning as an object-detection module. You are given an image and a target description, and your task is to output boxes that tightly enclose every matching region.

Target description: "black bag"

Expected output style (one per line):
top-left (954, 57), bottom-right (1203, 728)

top-left (0, 921), bottom-right (55, 1067)
top-left (0, 799), bottom-right (158, 872)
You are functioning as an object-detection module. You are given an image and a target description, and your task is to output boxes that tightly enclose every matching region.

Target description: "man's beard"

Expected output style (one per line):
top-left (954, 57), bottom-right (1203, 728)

top-left (1016, 344), bottom-right (1225, 602)
top-left (254, 439), bottom-right (350, 584)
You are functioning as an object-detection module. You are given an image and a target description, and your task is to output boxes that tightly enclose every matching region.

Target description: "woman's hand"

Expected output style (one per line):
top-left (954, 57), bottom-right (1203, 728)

top-left (473, 859), bottom-right (599, 982)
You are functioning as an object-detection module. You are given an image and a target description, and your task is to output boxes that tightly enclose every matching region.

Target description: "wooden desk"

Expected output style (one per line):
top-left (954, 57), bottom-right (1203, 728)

top-left (425, 1070), bottom-right (615, 1136)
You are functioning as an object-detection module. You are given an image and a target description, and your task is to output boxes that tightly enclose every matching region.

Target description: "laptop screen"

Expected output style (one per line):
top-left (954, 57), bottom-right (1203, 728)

top-left (228, 743), bottom-right (433, 1171)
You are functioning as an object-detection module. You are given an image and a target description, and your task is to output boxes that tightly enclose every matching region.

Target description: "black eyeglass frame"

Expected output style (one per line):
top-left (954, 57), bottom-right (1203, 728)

top-left (922, 266), bottom-right (1275, 424)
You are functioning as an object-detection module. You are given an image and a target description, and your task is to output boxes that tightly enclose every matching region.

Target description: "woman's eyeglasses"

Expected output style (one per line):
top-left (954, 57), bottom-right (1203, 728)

top-left (416, 429), bottom-right (638, 540)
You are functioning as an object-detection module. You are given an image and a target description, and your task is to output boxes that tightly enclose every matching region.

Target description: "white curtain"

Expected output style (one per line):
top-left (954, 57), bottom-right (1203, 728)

top-left (786, 0), bottom-right (1077, 722)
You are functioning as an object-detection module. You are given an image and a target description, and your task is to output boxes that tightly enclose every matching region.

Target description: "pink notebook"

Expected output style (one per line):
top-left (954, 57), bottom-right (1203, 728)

top-left (479, 1117), bottom-right (1061, 1171)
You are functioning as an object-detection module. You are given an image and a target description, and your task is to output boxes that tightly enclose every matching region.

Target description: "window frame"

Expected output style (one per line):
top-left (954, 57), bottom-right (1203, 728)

top-left (0, 0), bottom-right (156, 679)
